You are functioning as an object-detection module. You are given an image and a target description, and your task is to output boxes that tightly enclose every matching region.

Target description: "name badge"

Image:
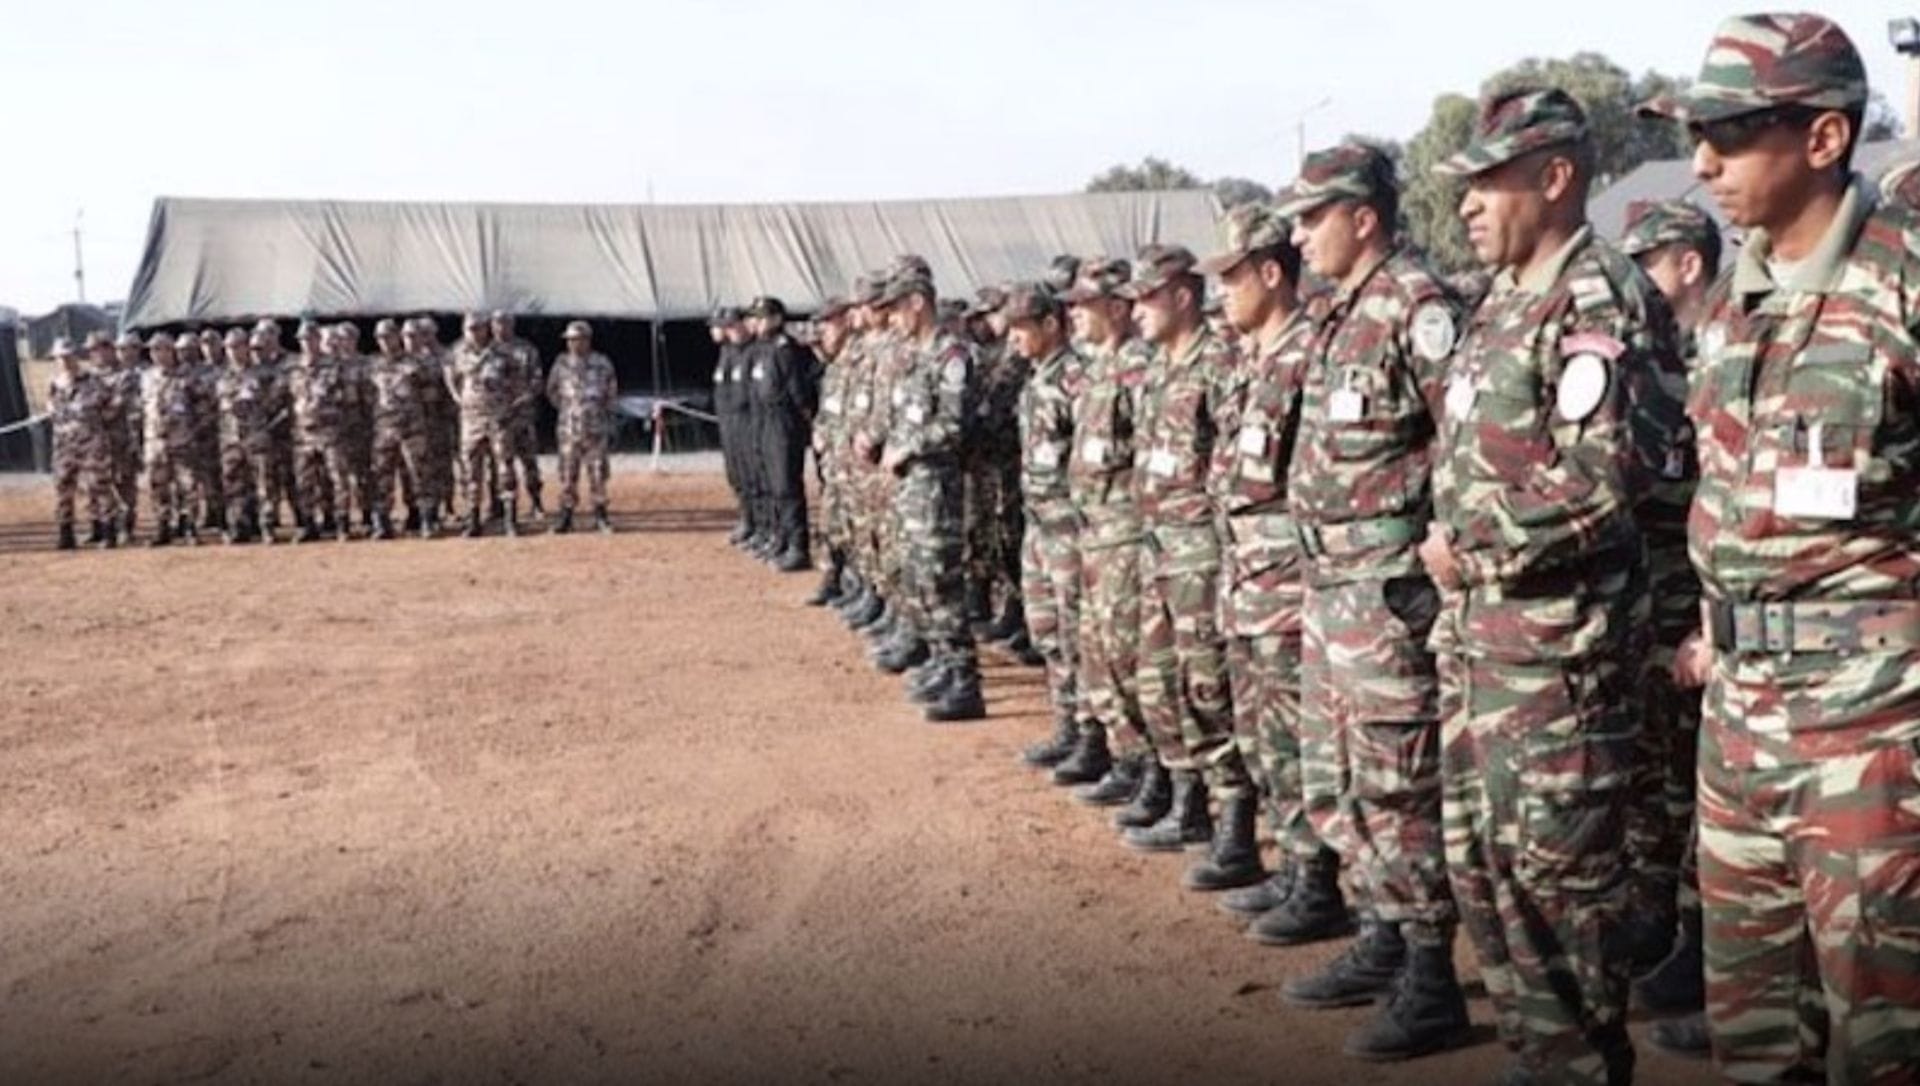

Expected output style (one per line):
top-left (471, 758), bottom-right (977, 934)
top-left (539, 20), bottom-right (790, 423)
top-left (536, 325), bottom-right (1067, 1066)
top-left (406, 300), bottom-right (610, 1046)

top-left (906, 404), bottom-right (927, 424)
top-left (891, 387), bottom-right (907, 406)
top-left (821, 396), bottom-right (842, 415)
top-left (1147, 447), bottom-right (1179, 477)
top-left (712, 365), bottom-right (723, 383)
top-left (1445, 375), bottom-right (1476, 419)
top-left (1774, 423), bottom-right (1857, 520)
top-left (1033, 442), bottom-right (1061, 468)
top-left (1329, 388), bottom-right (1365, 423)
top-left (751, 364), bottom-right (767, 381)
top-left (855, 392), bottom-right (872, 410)
top-left (1237, 426), bottom-right (1268, 455)
top-left (1081, 437), bottom-right (1109, 464)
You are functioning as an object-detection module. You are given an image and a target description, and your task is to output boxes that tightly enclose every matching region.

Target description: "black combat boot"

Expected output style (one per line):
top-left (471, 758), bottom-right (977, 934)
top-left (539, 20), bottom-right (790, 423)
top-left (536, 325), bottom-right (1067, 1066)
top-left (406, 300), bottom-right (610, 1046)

top-left (176, 513), bottom-right (193, 539)
top-left (489, 495), bottom-right (505, 523)
top-left (594, 504), bottom-right (612, 534)
top-left (1281, 919), bottom-right (1406, 1009)
top-left (404, 506), bottom-right (421, 534)
top-left (924, 660), bottom-right (986, 723)
top-left (1634, 906), bottom-right (1704, 1015)
top-left (1021, 712), bottom-right (1079, 768)
top-left (775, 542), bottom-right (811, 573)
top-left (1112, 757), bottom-right (1173, 829)
top-left (335, 515), bottom-right (352, 541)
top-left (296, 514), bottom-right (321, 543)
top-left (1183, 791), bottom-right (1264, 891)
top-left (908, 662), bottom-right (956, 705)
top-left (180, 519), bottom-right (201, 546)
top-left (728, 518), bottom-right (752, 546)
top-left (1073, 753), bottom-right (1143, 807)
top-left (807, 554), bottom-right (847, 607)
top-left (97, 519), bottom-right (119, 549)
top-left (1343, 940), bottom-right (1472, 1061)
top-left (553, 508), bottom-right (574, 535)
top-left (983, 596), bottom-right (1025, 643)
top-left (964, 580), bottom-right (992, 629)
top-left (1051, 727), bottom-right (1112, 786)
top-left (502, 498), bottom-right (519, 538)
top-left (83, 520), bottom-right (103, 546)
top-left (1005, 628), bottom-right (1046, 667)
top-left (1248, 849), bottom-right (1352, 946)
top-left (1218, 861), bottom-right (1297, 918)
top-left (56, 523), bottom-right (77, 551)
top-left (420, 509), bottom-right (439, 540)
top-left (527, 488), bottom-right (545, 522)
top-left (149, 522), bottom-right (175, 548)
top-left (1122, 771), bottom-right (1211, 853)
top-left (874, 636), bottom-right (930, 675)
top-left (461, 510), bottom-right (483, 538)
top-left (856, 602), bottom-right (894, 640)
top-left (1648, 1013), bottom-right (1710, 1060)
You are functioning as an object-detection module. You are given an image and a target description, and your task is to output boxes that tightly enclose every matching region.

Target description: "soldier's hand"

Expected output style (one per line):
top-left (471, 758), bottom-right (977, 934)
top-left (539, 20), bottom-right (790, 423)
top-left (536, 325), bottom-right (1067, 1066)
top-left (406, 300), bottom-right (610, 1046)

top-left (1418, 522), bottom-right (1463, 591)
top-left (881, 446), bottom-right (907, 476)
top-left (1672, 630), bottom-right (1712, 690)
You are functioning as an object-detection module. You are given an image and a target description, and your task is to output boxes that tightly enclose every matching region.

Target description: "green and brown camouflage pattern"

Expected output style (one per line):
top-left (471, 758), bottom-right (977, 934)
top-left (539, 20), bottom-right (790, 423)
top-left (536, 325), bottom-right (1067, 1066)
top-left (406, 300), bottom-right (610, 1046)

top-left (1641, 12), bottom-right (1866, 124)
top-left (1435, 87), bottom-right (1589, 179)
top-left (1273, 142), bottom-right (1397, 221)
top-left (1019, 340), bottom-right (1091, 733)
top-left (1618, 199), bottom-right (1720, 259)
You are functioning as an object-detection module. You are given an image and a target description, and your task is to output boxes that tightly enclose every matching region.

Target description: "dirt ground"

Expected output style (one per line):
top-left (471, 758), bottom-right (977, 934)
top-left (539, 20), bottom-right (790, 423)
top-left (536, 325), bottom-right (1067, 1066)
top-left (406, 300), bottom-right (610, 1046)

top-left (0, 468), bottom-right (1713, 1086)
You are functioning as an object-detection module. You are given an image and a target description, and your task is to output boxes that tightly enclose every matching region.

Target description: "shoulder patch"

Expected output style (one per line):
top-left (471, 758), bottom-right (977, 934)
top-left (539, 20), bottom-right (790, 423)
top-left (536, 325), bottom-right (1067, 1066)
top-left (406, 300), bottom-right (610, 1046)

top-left (1410, 304), bottom-right (1456, 363)
top-left (941, 352), bottom-right (968, 390)
top-left (1556, 352), bottom-right (1611, 423)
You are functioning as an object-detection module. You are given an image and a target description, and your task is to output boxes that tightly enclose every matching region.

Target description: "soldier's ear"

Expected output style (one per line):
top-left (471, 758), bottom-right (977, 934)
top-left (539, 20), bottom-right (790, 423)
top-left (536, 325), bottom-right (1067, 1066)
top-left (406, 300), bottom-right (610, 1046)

top-left (1679, 249), bottom-right (1706, 290)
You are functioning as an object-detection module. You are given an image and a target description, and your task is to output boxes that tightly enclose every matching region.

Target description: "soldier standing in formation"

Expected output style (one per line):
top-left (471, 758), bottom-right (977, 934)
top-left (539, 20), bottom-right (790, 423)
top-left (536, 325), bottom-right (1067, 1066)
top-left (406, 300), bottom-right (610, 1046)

top-left (806, 298), bottom-right (857, 605)
top-left (491, 312), bottom-right (547, 522)
top-left (711, 309), bottom-right (756, 547)
top-left (744, 297), bottom-right (818, 571)
top-left (214, 326), bottom-right (281, 543)
top-left (447, 313), bottom-right (522, 537)
top-left (46, 337), bottom-right (118, 550)
top-left (546, 320), bottom-right (619, 534)
top-left (140, 332), bottom-right (204, 546)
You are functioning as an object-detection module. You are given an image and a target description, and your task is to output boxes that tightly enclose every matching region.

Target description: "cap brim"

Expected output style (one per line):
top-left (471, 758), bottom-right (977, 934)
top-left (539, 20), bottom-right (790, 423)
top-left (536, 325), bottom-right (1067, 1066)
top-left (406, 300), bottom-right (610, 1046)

top-left (1195, 251), bottom-right (1250, 276)
top-left (1635, 91), bottom-right (1769, 125)
top-left (1270, 190), bottom-right (1337, 220)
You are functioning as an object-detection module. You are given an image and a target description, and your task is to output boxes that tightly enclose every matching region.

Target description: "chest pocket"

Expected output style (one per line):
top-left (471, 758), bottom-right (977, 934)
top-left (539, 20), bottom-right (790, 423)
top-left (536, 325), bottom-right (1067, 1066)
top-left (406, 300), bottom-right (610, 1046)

top-left (1780, 340), bottom-right (1885, 465)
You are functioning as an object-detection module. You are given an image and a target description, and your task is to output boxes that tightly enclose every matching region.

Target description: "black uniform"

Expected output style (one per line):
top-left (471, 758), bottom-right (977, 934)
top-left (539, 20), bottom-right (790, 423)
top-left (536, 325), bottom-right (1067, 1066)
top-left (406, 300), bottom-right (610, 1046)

top-left (746, 330), bottom-right (818, 558)
top-left (713, 340), bottom-right (755, 535)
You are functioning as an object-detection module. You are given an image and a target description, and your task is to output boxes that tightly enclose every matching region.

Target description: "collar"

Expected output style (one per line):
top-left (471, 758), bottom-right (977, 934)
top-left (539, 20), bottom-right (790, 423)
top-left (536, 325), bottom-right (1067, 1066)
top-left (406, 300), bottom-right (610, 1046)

top-left (1493, 224), bottom-right (1592, 295)
top-left (1732, 175), bottom-right (1872, 299)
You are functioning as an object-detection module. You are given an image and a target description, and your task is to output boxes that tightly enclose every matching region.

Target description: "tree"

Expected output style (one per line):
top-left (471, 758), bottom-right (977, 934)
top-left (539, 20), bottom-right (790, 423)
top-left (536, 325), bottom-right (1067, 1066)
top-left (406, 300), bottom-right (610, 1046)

top-left (1211, 176), bottom-right (1273, 208)
top-left (1085, 157), bottom-right (1204, 193)
top-left (1400, 53), bottom-right (1690, 269)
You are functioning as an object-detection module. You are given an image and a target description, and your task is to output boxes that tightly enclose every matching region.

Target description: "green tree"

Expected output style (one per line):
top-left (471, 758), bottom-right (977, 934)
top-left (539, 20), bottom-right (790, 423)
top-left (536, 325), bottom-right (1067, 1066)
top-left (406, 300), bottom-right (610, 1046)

top-left (1085, 157), bottom-right (1204, 192)
top-left (1400, 53), bottom-right (1690, 269)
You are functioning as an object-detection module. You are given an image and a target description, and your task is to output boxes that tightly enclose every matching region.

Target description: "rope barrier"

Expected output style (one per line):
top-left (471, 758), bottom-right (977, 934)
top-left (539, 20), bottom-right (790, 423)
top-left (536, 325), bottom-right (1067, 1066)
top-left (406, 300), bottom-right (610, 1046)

top-left (0, 414), bottom-right (47, 437)
top-left (648, 400), bottom-right (720, 474)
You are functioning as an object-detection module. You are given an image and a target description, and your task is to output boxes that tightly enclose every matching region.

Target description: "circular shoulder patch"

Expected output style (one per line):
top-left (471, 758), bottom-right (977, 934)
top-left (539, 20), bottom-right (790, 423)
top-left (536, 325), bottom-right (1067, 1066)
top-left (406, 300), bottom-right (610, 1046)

top-left (1556, 353), bottom-right (1610, 423)
top-left (1698, 324), bottom-right (1726, 365)
top-left (1410, 304), bottom-right (1456, 363)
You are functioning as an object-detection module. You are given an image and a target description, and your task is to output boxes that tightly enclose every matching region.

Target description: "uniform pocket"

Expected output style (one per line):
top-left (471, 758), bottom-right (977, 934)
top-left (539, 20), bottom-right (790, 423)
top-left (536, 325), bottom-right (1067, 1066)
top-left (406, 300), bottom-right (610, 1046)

top-left (1514, 661), bottom-right (1633, 894)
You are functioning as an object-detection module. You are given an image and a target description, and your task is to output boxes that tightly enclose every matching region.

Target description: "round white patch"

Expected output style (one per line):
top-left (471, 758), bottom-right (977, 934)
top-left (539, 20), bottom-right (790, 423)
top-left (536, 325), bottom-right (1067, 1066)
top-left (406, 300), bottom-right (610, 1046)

top-left (1699, 324), bottom-right (1726, 365)
top-left (1556, 353), bottom-right (1610, 422)
top-left (1410, 304), bottom-right (1456, 364)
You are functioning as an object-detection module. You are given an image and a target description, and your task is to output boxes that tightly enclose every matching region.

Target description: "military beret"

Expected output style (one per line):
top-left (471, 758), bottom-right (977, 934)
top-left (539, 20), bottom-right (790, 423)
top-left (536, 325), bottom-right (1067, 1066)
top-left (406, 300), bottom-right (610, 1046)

top-left (1063, 258), bottom-right (1133, 304)
top-left (563, 320), bottom-right (593, 339)
top-left (1639, 13), bottom-right (1866, 124)
top-left (1435, 87), bottom-right (1589, 178)
top-left (1273, 142), bottom-right (1398, 220)
top-left (1618, 199), bottom-right (1719, 257)
top-left (1118, 244), bottom-right (1199, 300)
top-left (747, 296), bottom-right (787, 319)
top-left (999, 282), bottom-right (1064, 325)
top-left (1197, 203), bottom-right (1294, 276)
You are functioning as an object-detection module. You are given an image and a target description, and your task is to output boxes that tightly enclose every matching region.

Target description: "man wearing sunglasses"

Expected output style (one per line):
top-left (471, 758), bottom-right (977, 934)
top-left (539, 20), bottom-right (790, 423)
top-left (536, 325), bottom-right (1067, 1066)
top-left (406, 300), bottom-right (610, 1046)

top-left (1642, 13), bottom-right (1920, 1084)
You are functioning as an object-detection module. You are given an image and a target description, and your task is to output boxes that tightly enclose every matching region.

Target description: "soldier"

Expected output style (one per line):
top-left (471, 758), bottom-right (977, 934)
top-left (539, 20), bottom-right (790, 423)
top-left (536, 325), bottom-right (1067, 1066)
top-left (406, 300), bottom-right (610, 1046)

top-left (744, 296), bottom-right (818, 572)
top-left (1420, 87), bottom-right (1681, 1084)
top-left (333, 322), bottom-right (378, 532)
top-left (872, 266), bottom-right (986, 721)
top-left (1119, 246), bottom-right (1253, 868)
top-left (546, 320), bottom-right (619, 534)
top-left (491, 312), bottom-right (546, 522)
top-left (172, 333), bottom-right (222, 535)
top-left (46, 337), bottom-right (118, 550)
top-left (108, 331), bottom-right (147, 540)
top-left (252, 319), bottom-right (300, 533)
top-left (962, 286), bottom-right (1034, 655)
top-left (445, 313), bottom-right (521, 537)
top-left (80, 332), bottom-right (125, 545)
top-left (364, 318), bottom-right (434, 539)
top-left (286, 321), bottom-right (361, 541)
top-left (832, 277), bottom-right (893, 630)
top-left (1195, 207), bottom-right (1329, 914)
top-left (141, 333), bottom-right (203, 546)
top-left (215, 328), bottom-right (279, 543)
top-left (861, 256), bottom-right (938, 675)
top-left (1644, 15), bottom-right (1920, 1083)
top-left (1616, 198), bottom-right (1720, 1057)
top-left (1061, 258), bottom-right (1160, 814)
top-left (806, 297), bottom-right (857, 604)
top-left (712, 309), bottom-right (761, 550)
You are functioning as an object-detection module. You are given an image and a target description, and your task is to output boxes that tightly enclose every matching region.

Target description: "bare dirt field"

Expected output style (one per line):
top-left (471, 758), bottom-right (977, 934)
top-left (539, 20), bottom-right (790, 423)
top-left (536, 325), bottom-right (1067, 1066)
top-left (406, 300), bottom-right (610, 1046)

top-left (0, 468), bottom-right (1711, 1085)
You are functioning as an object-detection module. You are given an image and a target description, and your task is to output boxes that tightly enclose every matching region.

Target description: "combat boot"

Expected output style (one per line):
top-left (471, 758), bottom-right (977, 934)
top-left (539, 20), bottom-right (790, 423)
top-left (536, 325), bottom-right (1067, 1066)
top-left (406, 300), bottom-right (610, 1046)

top-left (1051, 727), bottom-right (1112, 786)
top-left (527, 489), bottom-right (546, 522)
top-left (1183, 791), bottom-right (1264, 891)
top-left (1342, 941), bottom-right (1471, 1061)
top-left (502, 498), bottom-right (519, 538)
top-left (1122, 771), bottom-right (1210, 853)
top-left (1248, 850), bottom-right (1352, 946)
top-left (334, 517), bottom-right (352, 542)
top-left (1648, 1013), bottom-right (1710, 1060)
top-left (1021, 712), bottom-right (1079, 768)
top-left (295, 515), bottom-right (321, 543)
top-left (1004, 629), bottom-right (1046, 667)
top-left (176, 513), bottom-right (193, 539)
top-left (594, 504), bottom-right (612, 534)
top-left (489, 496), bottom-right (505, 523)
top-left (775, 543), bottom-right (810, 573)
top-left (728, 519), bottom-right (752, 546)
top-left (983, 596), bottom-right (1025, 643)
top-left (1218, 861), bottom-right (1297, 918)
top-left (1073, 753), bottom-right (1143, 807)
top-left (420, 509), bottom-right (439, 540)
top-left (874, 636), bottom-right (930, 675)
top-left (83, 519), bottom-right (103, 546)
top-left (924, 663), bottom-right (986, 723)
top-left (807, 556), bottom-right (847, 607)
top-left (1112, 757), bottom-right (1173, 829)
top-left (97, 519), bottom-right (119, 550)
top-left (553, 508), bottom-right (574, 535)
top-left (1281, 919), bottom-right (1406, 1009)
top-left (148, 523), bottom-right (175, 547)
top-left (854, 601), bottom-right (893, 638)
top-left (56, 523), bottom-right (77, 551)
top-left (1634, 906), bottom-right (1704, 1015)
top-left (404, 506), bottom-right (421, 534)
top-left (908, 662), bottom-right (956, 705)
top-left (461, 510), bottom-right (483, 538)
top-left (180, 520), bottom-right (201, 546)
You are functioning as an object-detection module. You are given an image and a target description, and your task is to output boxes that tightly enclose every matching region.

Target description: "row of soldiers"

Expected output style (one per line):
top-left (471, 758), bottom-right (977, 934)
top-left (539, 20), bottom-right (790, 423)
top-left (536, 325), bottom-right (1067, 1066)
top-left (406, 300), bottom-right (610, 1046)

top-left (765, 14), bottom-right (1920, 1085)
top-left (45, 311), bottom-right (622, 547)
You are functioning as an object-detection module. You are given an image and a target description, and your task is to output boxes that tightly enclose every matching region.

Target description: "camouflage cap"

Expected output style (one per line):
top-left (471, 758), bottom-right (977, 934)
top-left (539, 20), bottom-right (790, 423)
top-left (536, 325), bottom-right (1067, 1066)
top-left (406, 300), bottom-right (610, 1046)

top-left (1639, 13), bottom-right (1866, 124)
top-left (198, 328), bottom-right (221, 343)
top-left (83, 330), bottom-right (112, 350)
top-left (51, 336), bottom-right (76, 357)
top-left (848, 275), bottom-right (885, 307)
top-left (746, 295), bottom-right (787, 319)
top-left (563, 320), bottom-right (593, 338)
top-left (1062, 258), bottom-right (1132, 304)
top-left (708, 306), bottom-right (744, 327)
top-left (1618, 199), bottom-right (1719, 257)
top-left (173, 333), bottom-right (198, 350)
top-left (1197, 203), bottom-right (1293, 275)
top-left (115, 331), bottom-right (141, 348)
top-left (936, 298), bottom-right (969, 324)
top-left (1043, 255), bottom-right (1082, 295)
top-left (968, 284), bottom-right (1010, 317)
top-left (1435, 87), bottom-right (1589, 178)
top-left (815, 296), bottom-right (853, 322)
top-left (298, 319), bottom-right (323, 337)
top-left (224, 327), bottom-right (249, 346)
top-left (336, 321), bottom-right (360, 339)
top-left (1273, 142), bottom-right (1397, 219)
top-left (1117, 244), bottom-right (1199, 300)
top-left (252, 317), bottom-right (281, 335)
top-left (373, 318), bottom-right (401, 337)
top-left (999, 282), bottom-right (1064, 325)
top-left (877, 271), bottom-right (936, 306)
top-left (146, 332), bottom-right (175, 350)
top-left (887, 253), bottom-right (933, 282)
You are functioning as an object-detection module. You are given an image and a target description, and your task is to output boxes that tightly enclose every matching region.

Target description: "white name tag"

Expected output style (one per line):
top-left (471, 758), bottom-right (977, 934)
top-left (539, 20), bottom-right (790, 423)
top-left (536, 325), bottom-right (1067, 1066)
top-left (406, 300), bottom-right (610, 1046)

top-left (906, 405), bottom-right (927, 424)
top-left (822, 396), bottom-right (842, 415)
top-left (891, 387), bottom-right (907, 406)
top-left (751, 364), bottom-right (766, 381)
top-left (1445, 376), bottom-right (1476, 419)
top-left (1237, 426), bottom-right (1268, 455)
top-left (1033, 442), bottom-right (1061, 468)
top-left (1329, 388), bottom-right (1365, 423)
top-left (855, 392), bottom-right (872, 410)
top-left (1775, 466), bottom-right (1857, 519)
top-left (712, 365), bottom-right (723, 383)
top-left (1081, 437), bottom-right (1109, 464)
top-left (1147, 448), bottom-right (1179, 477)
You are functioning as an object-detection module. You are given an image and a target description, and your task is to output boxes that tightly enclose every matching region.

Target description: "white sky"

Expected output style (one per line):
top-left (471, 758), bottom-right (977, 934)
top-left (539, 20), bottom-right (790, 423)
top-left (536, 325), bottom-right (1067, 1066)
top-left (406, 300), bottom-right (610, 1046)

top-left (2, 0), bottom-right (1913, 313)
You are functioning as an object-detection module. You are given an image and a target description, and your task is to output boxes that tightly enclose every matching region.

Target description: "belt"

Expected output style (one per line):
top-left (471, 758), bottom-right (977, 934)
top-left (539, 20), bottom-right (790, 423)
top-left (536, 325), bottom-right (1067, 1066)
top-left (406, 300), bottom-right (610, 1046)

top-left (1296, 516), bottom-right (1419, 560)
top-left (1706, 599), bottom-right (1920, 655)
top-left (1226, 512), bottom-right (1294, 544)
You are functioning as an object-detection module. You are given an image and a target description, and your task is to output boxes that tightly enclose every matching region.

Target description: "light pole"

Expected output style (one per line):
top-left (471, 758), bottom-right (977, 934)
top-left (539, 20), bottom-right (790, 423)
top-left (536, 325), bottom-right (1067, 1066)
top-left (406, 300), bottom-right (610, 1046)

top-left (1889, 18), bottom-right (1920, 138)
top-left (1295, 97), bottom-right (1333, 175)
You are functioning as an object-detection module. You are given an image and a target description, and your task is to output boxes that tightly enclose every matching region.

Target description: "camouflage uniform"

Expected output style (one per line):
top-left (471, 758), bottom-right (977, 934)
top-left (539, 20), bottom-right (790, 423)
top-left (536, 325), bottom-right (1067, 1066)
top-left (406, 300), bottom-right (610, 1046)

top-left (546, 327), bottom-right (619, 515)
top-left (1127, 248), bottom-right (1247, 795)
top-left (965, 300), bottom-right (1028, 615)
top-left (141, 342), bottom-right (206, 535)
top-left (252, 324), bottom-right (301, 528)
top-left (334, 329), bottom-right (376, 525)
top-left (499, 331), bottom-right (546, 514)
top-left (808, 299), bottom-right (857, 570)
top-left (216, 347), bottom-right (286, 535)
top-left (367, 336), bottom-right (435, 524)
top-left (104, 336), bottom-right (146, 532)
top-left (1429, 89), bottom-right (1681, 1085)
top-left (446, 332), bottom-right (521, 517)
top-left (1014, 319), bottom-right (1090, 737)
top-left (186, 339), bottom-right (225, 524)
top-left (288, 344), bottom-right (364, 530)
top-left (1647, 17), bottom-right (1920, 1081)
top-left (866, 324), bottom-right (919, 621)
top-left (1278, 153), bottom-right (1463, 946)
top-left (47, 350), bottom-right (118, 537)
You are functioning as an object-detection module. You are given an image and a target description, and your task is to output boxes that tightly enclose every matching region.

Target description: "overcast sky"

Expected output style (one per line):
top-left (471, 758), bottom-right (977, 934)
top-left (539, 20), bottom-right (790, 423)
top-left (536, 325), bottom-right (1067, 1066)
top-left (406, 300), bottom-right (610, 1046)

top-left (2, 1), bottom-right (1913, 313)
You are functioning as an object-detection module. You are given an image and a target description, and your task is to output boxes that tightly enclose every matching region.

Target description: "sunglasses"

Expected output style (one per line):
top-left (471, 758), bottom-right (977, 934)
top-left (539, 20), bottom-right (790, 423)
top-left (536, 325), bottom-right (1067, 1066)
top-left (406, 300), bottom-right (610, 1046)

top-left (1687, 107), bottom-right (1815, 155)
